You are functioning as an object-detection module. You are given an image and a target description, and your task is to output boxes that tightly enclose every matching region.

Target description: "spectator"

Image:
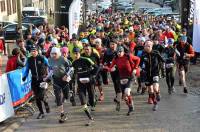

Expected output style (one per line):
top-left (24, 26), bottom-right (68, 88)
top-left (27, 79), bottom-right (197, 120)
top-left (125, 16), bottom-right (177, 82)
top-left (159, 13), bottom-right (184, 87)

top-left (6, 48), bottom-right (26, 72)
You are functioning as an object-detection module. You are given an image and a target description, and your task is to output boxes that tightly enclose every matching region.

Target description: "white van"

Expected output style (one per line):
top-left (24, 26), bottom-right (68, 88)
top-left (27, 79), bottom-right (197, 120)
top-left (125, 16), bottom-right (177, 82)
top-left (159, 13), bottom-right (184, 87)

top-left (22, 7), bottom-right (47, 18)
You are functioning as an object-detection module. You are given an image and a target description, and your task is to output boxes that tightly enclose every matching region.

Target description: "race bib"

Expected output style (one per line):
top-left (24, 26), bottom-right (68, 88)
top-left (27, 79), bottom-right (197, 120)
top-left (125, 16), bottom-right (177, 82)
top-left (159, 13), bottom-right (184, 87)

top-left (120, 79), bottom-right (129, 85)
top-left (40, 82), bottom-right (48, 89)
top-left (153, 76), bottom-right (159, 82)
top-left (166, 63), bottom-right (174, 68)
top-left (79, 78), bottom-right (90, 84)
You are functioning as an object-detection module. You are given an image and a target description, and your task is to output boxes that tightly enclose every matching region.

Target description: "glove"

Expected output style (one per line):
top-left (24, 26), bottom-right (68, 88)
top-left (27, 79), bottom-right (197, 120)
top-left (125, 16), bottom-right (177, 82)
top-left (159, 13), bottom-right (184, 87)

top-left (22, 76), bottom-right (26, 82)
top-left (133, 69), bottom-right (137, 75)
top-left (110, 67), bottom-right (116, 72)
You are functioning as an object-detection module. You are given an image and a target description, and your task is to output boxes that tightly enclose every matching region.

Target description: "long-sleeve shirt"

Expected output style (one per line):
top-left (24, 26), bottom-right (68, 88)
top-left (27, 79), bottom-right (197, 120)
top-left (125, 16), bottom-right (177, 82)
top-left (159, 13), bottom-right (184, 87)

top-left (110, 54), bottom-right (140, 78)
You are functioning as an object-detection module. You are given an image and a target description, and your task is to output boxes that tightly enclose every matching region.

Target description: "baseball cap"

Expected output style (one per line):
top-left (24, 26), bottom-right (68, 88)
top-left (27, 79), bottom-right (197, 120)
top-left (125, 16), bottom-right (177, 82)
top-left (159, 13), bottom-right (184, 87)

top-left (73, 47), bottom-right (81, 53)
top-left (81, 38), bottom-right (89, 44)
top-left (117, 46), bottom-right (124, 53)
top-left (30, 45), bottom-right (37, 51)
top-left (180, 35), bottom-right (187, 42)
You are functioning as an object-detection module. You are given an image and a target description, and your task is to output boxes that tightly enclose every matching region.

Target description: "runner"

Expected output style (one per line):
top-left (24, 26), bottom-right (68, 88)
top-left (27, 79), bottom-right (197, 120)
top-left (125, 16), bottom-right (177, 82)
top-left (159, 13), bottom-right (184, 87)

top-left (108, 46), bottom-right (140, 116)
top-left (45, 47), bottom-right (74, 123)
top-left (140, 40), bottom-right (165, 111)
top-left (72, 47), bottom-right (99, 126)
top-left (175, 35), bottom-right (195, 93)
top-left (163, 38), bottom-right (176, 94)
top-left (23, 45), bottom-right (50, 119)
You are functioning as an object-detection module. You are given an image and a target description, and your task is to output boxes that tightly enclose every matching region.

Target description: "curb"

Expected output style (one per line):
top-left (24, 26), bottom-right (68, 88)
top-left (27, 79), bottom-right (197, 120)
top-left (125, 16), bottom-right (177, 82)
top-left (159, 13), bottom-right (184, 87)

top-left (2, 118), bottom-right (26, 132)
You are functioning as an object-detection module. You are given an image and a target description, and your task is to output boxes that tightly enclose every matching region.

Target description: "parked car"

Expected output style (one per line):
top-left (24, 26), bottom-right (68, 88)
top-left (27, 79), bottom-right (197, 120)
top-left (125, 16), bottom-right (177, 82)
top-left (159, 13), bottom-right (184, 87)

top-left (3, 23), bottom-right (33, 40)
top-left (0, 21), bottom-right (17, 27)
top-left (22, 16), bottom-right (47, 27)
top-left (163, 0), bottom-right (173, 7)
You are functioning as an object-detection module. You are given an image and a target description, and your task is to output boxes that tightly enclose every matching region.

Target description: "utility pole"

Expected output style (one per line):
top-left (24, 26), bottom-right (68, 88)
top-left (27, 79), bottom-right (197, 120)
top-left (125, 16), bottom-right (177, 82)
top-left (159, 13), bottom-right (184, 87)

top-left (181, 0), bottom-right (190, 29)
top-left (17, 0), bottom-right (23, 39)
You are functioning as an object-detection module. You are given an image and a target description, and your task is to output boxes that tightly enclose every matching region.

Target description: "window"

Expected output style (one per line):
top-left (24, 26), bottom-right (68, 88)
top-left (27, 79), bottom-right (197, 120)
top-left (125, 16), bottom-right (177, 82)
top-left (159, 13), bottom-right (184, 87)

top-left (12, 0), bottom-right (16, 14)
top-left (7, 0), bottom-right (12, 15)
top-left (0, 0), bottom-right (6, 12)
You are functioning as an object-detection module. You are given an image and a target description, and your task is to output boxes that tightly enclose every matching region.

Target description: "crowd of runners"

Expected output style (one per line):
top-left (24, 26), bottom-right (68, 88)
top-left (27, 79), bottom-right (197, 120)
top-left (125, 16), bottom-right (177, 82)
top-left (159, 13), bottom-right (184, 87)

top-left (3, 10), bottom-right (195, 126)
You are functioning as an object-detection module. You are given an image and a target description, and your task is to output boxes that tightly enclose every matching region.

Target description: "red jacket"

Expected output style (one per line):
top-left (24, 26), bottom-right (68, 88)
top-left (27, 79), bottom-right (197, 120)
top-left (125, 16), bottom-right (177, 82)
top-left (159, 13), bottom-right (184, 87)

top-left (6, 55), bottom-right (18, 72)
top-left (163, 31), bottom-right (174, 39)
top-left (0, 39), bottom-right (4, 53)
top-left (110, 54), bottom-right (140, 78)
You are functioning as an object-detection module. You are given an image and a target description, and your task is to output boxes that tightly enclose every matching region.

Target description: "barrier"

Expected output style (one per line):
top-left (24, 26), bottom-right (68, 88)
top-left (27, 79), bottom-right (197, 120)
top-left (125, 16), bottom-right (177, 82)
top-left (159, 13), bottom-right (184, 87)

top-left (0, 74), bottom-right (14, 122)
top-left (0, 67), bottom-right (33, 122)
top-left (7, 68), bottom-right (32, 108)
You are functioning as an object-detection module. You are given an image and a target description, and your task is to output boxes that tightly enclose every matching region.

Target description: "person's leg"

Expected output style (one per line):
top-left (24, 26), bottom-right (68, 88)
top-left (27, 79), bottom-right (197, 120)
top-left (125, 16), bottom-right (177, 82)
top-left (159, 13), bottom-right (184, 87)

top-left (166, 68), bottom-right (172, 94)
top-left (40, 89), bottom-right (50, 113)
top-left (137, 77), bottom-right (142, 93)
top-left (171, 66), bottom-right (176, 92)
top-left (124, 79), bottom-right (134, 116)
top-left (87, 83), bottom-right (95, 107)
top-left (182, 64), bottom-right (189, 93)
top-left (96, 74), bottom-right (104, 101)
top-left (69, 78), bottom-right (76, 106)
top-left (32, 83), bottom-right (45, 119)
top-left (78, 83), bottom-right (93, 120)
top-left (111, 71), bottom-right (120, 95)
top-left (53, 82), bottom-right (68, 123)
top-left (101, 70), bottom-right (108, 85)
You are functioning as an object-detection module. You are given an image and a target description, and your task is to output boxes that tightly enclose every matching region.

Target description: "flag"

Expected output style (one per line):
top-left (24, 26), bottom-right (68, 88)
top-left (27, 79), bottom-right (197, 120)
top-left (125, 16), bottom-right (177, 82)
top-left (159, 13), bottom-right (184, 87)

top-left (193, 0), bottom-right (200, 52)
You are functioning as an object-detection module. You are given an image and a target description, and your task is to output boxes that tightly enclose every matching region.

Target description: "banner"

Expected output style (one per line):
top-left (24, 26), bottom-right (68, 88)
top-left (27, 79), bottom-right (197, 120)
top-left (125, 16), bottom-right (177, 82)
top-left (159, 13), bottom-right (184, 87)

top-left (0, 74), bottom-right (14, 122)
top-left (69, 0), bottom-right (81, 38)
top-left (7, 68), bottom-right (32, 107)
top-left (193, 0), bottom-right (200, 52)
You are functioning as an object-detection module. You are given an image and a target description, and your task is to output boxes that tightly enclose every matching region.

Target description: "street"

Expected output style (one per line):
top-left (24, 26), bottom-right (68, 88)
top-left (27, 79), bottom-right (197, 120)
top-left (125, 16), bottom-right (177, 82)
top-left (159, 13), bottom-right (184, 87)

top-left (1, 0), bottom-right (200, 132)
top-left (15, 64), bottom-right (200, 132)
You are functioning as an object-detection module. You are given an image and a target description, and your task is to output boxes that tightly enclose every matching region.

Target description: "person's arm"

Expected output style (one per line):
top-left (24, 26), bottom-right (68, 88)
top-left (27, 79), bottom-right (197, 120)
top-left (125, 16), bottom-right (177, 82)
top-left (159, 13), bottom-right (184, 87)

top-left (130, 54), bottom-right (140, 69)
top-left (186, 45), bottom-right (195, 58)
top-left (22, 60), bottom-right (29, 80)
top-left (84, 57), bottom-right (99, 77)
top-left (64, 58), bottom-right (74, 77)
top-left (157, 52), bottom-right (165, 63)
top-left (130, 42), bottom-right (136, 53)
top-left (109, 58), bottom-right (116, 69)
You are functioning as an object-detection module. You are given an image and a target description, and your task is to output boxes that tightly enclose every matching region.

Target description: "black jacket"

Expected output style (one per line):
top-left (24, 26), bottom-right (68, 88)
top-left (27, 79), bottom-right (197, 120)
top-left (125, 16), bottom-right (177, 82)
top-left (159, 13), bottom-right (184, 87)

top-left (140, 51), bottom-right (165, 77)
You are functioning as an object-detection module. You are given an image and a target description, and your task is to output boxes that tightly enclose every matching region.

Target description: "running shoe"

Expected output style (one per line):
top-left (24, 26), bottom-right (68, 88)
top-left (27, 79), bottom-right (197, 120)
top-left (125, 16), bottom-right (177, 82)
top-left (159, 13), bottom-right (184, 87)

top-left (59, 113), bottom-right (68, 123)
top-left (98, 94), bottom-right (104, 101)
top-left (37, 113), bottom-right (45, 119)
top-left (183, 87), bottom-right (188, 94)
top-left (85, 118), bottom-right (94, 126)
top-left (152, 104), bottom-right (158, 111)
top-left (148, 97), bottom-right (153, 104)
top-left (172, 87), bottom-right (176, 93)
top-left (127, 106), bottom-right (134, 116)
top-left (115, 101), bottom-right (121, 112)
top-left (156, 93), bottom-right (161, 102)
top-left (91, 106), bottom-right (95, 111)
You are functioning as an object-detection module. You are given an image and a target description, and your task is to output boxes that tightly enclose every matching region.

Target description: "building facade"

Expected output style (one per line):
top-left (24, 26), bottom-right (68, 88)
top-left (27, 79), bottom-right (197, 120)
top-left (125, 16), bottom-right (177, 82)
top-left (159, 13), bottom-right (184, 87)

top-left (0, 0), bottom-right (19, 21)
top-left (22, 0), bottom-right (54, 14)
top-left (0, 0), bottom-right (54, 22)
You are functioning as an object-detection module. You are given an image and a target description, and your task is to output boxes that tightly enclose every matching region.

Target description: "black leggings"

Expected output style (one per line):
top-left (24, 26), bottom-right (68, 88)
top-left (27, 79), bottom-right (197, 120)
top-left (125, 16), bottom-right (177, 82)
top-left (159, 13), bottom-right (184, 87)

top-left (166, 67), bottom-right (176, 89)
top-left (32, 81), bottom-right (49, 114)
top-left (110, 71), bottom-right (121, 94)
top-left (53, 78), bottom-right (70, 106)
top-left (78, 82), bottom-right (95, 107)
